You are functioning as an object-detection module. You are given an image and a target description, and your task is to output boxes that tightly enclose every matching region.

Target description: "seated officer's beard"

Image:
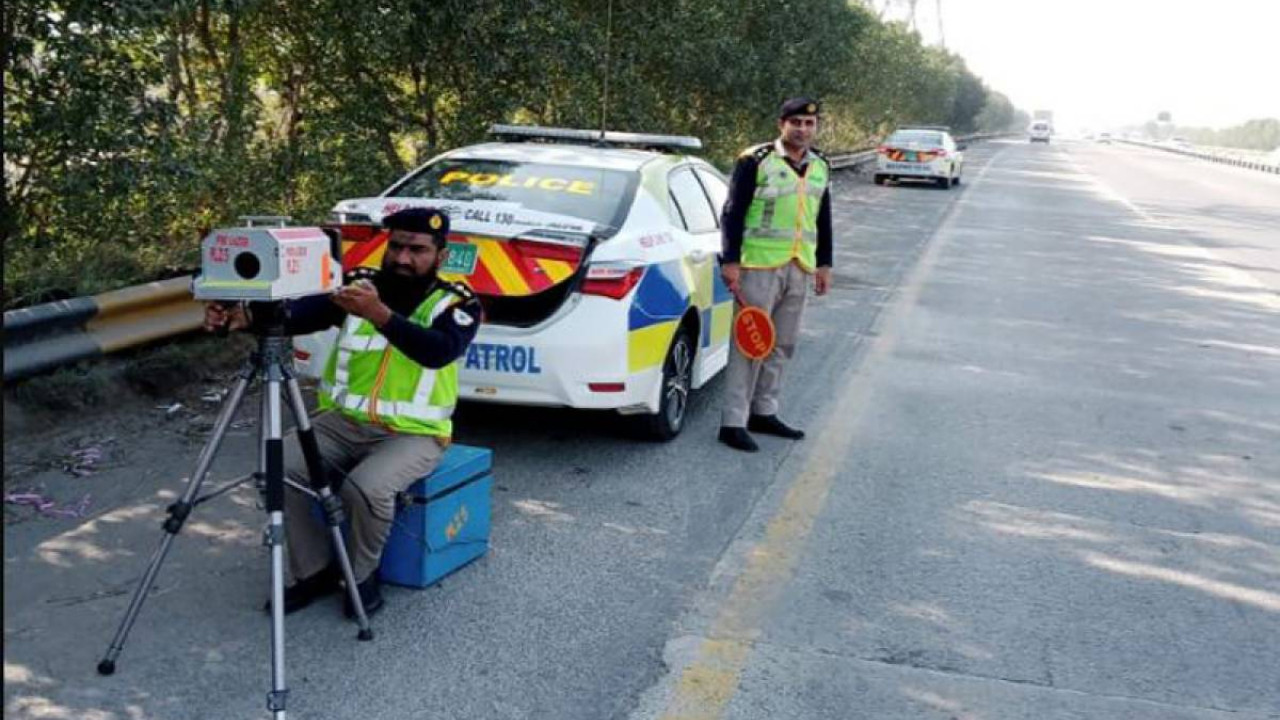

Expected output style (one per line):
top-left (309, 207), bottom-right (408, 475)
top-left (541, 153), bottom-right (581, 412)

top-left (376, 265), bottom-right (439, 316)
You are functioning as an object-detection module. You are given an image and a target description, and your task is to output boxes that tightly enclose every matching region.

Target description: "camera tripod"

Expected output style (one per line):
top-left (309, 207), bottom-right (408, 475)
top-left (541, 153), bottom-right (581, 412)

top-left (97, 301), bottom-right (374, 718)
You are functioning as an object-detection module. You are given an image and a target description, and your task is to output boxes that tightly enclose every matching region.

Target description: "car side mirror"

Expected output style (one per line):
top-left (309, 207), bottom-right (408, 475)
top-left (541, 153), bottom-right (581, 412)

top-left (956, 143), bottom-right (968, 151)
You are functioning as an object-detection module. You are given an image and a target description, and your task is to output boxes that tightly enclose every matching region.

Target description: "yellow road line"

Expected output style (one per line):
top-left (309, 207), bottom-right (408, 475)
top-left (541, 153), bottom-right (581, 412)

top-left (656, 148), bottom-right (1004, 720)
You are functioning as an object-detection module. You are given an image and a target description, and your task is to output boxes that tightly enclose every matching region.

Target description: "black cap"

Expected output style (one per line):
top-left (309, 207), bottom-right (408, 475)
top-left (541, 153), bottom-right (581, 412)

top-left (779, 97), bottom-right (821, 120)
top-left (383, 207), bottom-right (450, 241)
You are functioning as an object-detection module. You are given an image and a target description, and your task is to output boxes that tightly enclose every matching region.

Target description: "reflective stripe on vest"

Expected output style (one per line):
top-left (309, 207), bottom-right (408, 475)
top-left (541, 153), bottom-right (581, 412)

top-left (319, 287), bottom-right (459, 436)
top-left (742, 150), bottom-right (829, 272)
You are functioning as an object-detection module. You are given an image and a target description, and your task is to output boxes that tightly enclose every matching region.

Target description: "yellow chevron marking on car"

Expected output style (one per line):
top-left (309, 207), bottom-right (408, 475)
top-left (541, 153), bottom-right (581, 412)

top-left (341, 240), bottom-right (386, 269)
top-left (693, 260), bottom-right (716, 310)
top-left (475, 239), bottom-right (530, 295)
top-left (711, 302), bottom-right (733, 343)
top-left (536, 258), bottom-right (574, 284)
top-left (628, 321), bottom-right (678, 373)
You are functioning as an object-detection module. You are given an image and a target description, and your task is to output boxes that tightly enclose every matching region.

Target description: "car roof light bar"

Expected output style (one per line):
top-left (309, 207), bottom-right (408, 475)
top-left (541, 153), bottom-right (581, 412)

top-left (488, 124), bottom-right (702, 152)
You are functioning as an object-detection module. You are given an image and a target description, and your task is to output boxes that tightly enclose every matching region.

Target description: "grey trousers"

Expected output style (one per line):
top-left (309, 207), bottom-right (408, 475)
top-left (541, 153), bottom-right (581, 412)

top-left (721, 261), bottom-right (810, 428)
top-left (283, 411), bottom-right (444, 584)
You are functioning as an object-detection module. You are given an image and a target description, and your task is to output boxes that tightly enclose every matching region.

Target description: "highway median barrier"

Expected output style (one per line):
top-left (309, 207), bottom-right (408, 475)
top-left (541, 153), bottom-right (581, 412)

top-left (1119, 139), bottom-right (1280, 175)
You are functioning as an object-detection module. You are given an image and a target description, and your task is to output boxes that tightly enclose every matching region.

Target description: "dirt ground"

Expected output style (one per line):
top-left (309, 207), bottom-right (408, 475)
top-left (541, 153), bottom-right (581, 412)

top-left (3, 335), bottom-right (316, 531)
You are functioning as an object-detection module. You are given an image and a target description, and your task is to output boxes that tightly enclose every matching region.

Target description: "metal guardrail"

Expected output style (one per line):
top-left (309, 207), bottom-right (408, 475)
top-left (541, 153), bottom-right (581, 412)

top-left (4, 277), bottom-right (204, 382)
top-left (1119, 139), bottom-right (1280, 174)
top-left (2, 132), bottom-right (1014, 383)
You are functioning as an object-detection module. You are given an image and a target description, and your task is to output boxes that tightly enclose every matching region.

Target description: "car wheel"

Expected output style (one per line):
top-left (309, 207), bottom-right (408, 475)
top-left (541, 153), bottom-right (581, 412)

top-left (636, 327), bottom-right (694, 441)
top-left (952, 174), bottom-right (961, 186)
top-left (873, 174), bottom-right (886, 185)
top-left (936, 175), bottom-right (952, 189)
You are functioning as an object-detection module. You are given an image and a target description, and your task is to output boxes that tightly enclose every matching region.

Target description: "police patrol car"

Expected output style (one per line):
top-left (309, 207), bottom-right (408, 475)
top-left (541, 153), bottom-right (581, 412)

top-left (295, 125), bottom-right (735, 440)
top-left (873, 126), bottom-right (965, 189)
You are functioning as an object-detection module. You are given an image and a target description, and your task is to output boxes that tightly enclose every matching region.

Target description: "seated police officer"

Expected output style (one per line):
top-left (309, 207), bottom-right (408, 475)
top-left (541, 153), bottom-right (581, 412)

top-left (204, 207), bottom-right (482, 617)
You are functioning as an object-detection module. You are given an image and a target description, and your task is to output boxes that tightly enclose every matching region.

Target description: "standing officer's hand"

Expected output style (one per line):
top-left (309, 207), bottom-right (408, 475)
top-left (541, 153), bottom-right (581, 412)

top-left (204, 302), bottom-right (249, 333)
top-left (721, 262), bottom-right (742, 293)
top-left (814, 267), bottom-right (832, 296)
top-left (332, 280), bottom-right (393, 327)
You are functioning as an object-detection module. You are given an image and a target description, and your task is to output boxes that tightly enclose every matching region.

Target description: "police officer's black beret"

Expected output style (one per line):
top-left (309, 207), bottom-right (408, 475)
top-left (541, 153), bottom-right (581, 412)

top-left (779, 97), bottom-right (821, 119)
top-left (383, 207), bottom-right (450, 240)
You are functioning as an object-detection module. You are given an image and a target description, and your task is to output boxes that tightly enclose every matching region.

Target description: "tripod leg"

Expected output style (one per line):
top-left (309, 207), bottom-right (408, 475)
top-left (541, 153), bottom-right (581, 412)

top-left (283, 375), bottom-right (374, 641)
top-left (262, 373), bottom-right (290, 718)
top-left (98, 371), bottom-right (254, 676)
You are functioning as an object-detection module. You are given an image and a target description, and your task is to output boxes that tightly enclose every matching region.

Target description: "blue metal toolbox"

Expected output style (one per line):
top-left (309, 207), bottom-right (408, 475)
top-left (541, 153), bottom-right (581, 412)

top-left (377, 444), bottom-right (492, 588)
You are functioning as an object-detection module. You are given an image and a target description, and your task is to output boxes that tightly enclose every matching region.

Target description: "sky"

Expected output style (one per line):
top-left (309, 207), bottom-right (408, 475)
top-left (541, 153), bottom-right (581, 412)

top-left (897, 0), bottom-right (1280, 132)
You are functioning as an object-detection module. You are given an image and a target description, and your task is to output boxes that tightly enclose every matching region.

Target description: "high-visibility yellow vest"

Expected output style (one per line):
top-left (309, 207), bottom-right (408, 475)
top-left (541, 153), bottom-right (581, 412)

top-left (318, 286), bottom-right (459, 437)
top-left (741, 147), bottom-right (829, 272)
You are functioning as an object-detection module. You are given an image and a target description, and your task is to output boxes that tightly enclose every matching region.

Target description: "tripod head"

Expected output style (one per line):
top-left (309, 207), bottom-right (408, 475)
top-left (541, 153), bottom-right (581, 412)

top-left (245, 300), bottom-right (292, 337)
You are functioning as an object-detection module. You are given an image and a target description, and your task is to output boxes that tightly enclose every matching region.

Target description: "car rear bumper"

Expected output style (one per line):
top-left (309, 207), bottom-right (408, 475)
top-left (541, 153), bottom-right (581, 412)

top-left (878, 159), bottom-right (949, 177)
top-left (458, 295), bottom-right (662, 412)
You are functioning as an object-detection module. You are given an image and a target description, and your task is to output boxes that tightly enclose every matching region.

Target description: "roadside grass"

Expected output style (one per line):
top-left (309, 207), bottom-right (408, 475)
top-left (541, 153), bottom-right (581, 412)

top-left (7, 334), bottom-right (255, 424)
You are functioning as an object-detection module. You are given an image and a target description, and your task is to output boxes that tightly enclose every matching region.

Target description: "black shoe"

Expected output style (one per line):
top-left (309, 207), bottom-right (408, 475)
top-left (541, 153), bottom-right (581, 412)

top-left (343, 574), bottom-right (385, 619)
top-left (718, 426), bottom-right (759, 452)
top-left (265, 564), bottom-right (340, 615)
top-left (748, 414), bottom-right (805, 439)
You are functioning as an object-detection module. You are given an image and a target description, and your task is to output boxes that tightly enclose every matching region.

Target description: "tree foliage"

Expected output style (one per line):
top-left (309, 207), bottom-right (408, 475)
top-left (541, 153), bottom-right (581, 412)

top-left (1172, 118), bottom-right (1280, 151)
top-left (4, 0), bottom-right (1015, 307)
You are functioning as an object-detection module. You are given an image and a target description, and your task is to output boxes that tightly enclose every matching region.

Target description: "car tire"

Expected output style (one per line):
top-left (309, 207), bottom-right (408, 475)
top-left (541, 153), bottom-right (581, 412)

top-left (936, 176), bottom-right (952, 189)
top-left (636, 327), bottom-right (694, 441)
top-left (952, 174), bottom-right (961, 186)
top-left (873, 174), bottom-right (886, 186)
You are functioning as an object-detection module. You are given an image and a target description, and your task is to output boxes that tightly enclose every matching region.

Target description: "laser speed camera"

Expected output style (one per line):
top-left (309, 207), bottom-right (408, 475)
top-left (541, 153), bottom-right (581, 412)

top-left (193, 225), bottom-right (342, 302)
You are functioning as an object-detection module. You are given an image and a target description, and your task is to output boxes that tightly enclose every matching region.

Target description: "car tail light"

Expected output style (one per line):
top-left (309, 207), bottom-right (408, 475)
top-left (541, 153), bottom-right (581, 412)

top-left (328, 212), bottom-right (379, 244)
top-left (336, 223), bottom-right (379, 243)
top-left (877, 146), bottom-right (891, 155)
top-left (588, 382), bottom-right (626, 393)
top-left (510, 237), bottom-right (585, 263)
top-left (935, 149), bottom-right (948, 158)
top-left (580, 264), bottom-right (644, 300)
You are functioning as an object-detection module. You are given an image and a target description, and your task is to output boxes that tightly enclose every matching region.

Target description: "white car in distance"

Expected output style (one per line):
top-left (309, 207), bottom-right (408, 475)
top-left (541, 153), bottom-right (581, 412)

top-left (873, 126), bottom-right (965, 189)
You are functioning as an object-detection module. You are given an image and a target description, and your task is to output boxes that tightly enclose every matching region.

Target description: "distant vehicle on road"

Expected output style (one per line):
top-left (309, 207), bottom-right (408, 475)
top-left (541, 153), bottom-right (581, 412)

top-left (1028, 121), bottom-right (1052, 143)
top-left (1097, 132), bottom-right (1113, 144)
top-left (1168, 137), bottom-right (1193, 151)
top-left (873, 126), bottom-right (965, 189)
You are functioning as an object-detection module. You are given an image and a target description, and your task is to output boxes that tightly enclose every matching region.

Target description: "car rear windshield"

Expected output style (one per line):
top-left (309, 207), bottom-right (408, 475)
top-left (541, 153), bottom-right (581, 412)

top-left (886, 130), bottom-right (944, 147)
top-left (388, 159), bottom-right (638, 229)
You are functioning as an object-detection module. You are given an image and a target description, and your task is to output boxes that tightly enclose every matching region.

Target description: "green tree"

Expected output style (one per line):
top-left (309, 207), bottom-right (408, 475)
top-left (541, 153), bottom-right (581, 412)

top-left (4, 0), bottom-right (1018, 309)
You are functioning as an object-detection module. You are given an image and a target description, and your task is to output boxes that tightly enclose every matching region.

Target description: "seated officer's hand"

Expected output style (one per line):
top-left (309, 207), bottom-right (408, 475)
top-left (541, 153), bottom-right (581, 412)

top-left (333, 281), bottom-right (393, 327)
top-left (204, 302), bottom-right (249, 333)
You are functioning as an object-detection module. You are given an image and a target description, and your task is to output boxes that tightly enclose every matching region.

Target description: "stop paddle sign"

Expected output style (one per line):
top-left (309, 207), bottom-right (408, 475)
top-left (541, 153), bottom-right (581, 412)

top-left (733, 304), bottom-right (776, 360)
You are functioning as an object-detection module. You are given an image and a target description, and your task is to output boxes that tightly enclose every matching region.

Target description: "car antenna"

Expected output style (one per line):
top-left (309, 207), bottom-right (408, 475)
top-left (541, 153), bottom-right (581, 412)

top-left (598, 0), bottom-right (614, 142)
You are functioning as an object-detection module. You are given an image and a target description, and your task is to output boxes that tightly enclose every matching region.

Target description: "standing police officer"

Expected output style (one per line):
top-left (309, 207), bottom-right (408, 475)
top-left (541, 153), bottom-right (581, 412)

top-left (718, 97), bottom-right (834, 452)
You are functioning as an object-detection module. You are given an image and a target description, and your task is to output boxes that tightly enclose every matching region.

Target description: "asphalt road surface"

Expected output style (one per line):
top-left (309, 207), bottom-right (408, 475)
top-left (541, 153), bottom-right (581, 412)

top-left (5, 139), bottom-right (1278, 720)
